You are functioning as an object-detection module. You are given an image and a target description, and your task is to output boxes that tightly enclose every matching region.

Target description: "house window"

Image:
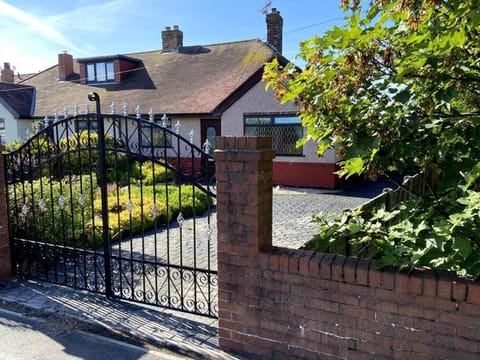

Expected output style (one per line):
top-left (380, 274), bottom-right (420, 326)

top-left (86, 62), bottom-right (115, 83)
top-left (141, 117), bottom-right (172, 148)
top-left (75, 118), bottom-right (98, 132)
top-left (244, 114), bottom-right (303, 156)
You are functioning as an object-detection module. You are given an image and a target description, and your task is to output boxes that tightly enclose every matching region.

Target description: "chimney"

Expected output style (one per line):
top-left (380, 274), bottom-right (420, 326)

top-left (58, 51), bottom-right (74, 81)
top-left (1, 62), bottom-right (14, 83)
top-left (266, 8), bottom-right (283, 54)
top-left (162, 25), bottom-right (183, 52)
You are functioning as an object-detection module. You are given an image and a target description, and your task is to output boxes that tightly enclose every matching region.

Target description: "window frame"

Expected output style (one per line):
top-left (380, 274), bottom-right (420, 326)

top-left (140, 116), bottom-right (173, 149)
top-left (243, 114), bottom-right (304, 156)
top-left (85, 61), bottom-right (115, 84)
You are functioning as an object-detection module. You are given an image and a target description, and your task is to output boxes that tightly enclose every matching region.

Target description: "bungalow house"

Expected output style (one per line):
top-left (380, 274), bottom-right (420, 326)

top-left (0, 64), bottom-right (36, 145)
top-left (12, 8), bottom-right (338, 188)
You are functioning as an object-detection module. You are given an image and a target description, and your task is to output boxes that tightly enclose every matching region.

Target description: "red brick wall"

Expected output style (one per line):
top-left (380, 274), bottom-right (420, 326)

top-left (0, 147), bottom-right (12, 280)
top-left (116, 59), bottom-right (137, 82)
top-left (215, 136), bottom-right (480, 359)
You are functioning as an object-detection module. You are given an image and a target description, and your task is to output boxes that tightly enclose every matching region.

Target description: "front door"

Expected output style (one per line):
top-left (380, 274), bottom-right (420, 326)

top-left (201, 119), bottom-right (220, 180)
top-left (200, 119), bottom-right (221, 155)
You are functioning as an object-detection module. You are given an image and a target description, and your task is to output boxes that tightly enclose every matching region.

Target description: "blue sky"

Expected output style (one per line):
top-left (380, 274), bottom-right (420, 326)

top-left (0, 0), bottom-right (346, 75)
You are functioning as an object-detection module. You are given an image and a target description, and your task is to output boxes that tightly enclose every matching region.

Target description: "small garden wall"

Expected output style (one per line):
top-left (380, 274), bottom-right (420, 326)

top-left (215, 136), bottom-right (480, 360)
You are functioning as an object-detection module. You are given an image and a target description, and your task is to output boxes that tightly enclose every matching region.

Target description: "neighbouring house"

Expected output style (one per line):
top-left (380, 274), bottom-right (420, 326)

top-left (0, 63), bottom-right (36, 145)
top-left (12, 8), bottom-right (339, 188)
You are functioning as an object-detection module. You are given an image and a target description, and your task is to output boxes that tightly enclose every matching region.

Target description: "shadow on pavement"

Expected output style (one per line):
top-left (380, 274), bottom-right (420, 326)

top-left (335, 175), bottom-right (401, 198)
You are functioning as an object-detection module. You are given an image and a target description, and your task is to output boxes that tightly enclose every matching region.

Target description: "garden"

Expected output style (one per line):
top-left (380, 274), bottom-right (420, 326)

top-left (7, 129), bottom-right (212, 250)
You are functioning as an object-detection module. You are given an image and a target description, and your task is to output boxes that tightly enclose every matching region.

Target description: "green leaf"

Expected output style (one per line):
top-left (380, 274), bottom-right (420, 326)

top-left (453, 237), bottom-right (472, 259)
top-left (337, 157), bottom-right (364, 178)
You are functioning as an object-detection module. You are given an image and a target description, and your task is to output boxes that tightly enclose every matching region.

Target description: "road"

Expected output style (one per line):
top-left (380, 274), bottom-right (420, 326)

top-left (0, 308), bottom-right (190, 360)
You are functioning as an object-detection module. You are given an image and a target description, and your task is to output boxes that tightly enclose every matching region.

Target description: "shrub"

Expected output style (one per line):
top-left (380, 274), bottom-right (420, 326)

top-left (8, 174), bottom-right (100, 248)
top-left (137, 160), bottom-right (175, 185)
top-left (308, 184), bottom-right (480, 280)
top-left (91, 183), bottom-right (211, 243)
top-left (57, 130), bottom-right (137, 186)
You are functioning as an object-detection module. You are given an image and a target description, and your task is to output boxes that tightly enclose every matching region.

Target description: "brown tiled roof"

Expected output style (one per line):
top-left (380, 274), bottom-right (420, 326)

top-left (15, 73), bottom-right (38, 84)
top-left (19, 39), bottom-right (278, 117)
top-left (0, 82), bottom-right (35, 117)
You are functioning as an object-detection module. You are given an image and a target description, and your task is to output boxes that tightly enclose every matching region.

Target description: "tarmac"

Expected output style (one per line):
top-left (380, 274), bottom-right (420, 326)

top-left (0, 180), bottom-right (392, 359)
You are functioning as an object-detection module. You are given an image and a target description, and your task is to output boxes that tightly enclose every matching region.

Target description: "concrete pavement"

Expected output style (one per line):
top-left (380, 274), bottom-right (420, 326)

top-left (0, 306), bottom-right (187, 360)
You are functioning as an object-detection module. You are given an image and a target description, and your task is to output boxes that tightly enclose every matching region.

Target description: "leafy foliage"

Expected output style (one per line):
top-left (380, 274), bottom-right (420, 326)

top-left (264, 0), bottom-right (480, 181)
top-left (9, 175), bottom-right (99, 248)
top-left (136, 160), bottom-right (176, 185)
top-left (264, 0), bottom-right (480, 278)
top-left (58, 130), bottom-right (138, 185)
top-left (92, 184), bottom-right (211, 242)
top-left (309, 183), bottom-right (480, 278)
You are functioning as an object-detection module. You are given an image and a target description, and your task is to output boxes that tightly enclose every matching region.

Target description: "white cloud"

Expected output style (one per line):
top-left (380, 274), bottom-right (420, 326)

top-left (0, 1), bottom-right (80, 52)
top-left (47, 0), bottom-right (134, 33)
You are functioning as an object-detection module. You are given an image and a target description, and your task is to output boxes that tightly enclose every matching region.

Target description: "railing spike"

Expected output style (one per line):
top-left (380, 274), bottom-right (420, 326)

top-left (204, 138), bottom-right (211, 153)
top-left (161, 113), bottom-right (168, 127)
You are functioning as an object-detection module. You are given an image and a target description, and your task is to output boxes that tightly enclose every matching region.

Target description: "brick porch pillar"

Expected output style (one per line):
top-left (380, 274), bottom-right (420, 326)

top-left (214, 136), bottom-right (275, 354)
top-left (0, 146), bottom-right (11, 280)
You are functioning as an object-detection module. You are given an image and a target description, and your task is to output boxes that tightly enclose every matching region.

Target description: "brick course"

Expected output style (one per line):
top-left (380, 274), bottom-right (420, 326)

top-left (215, 136), bottom-right (480, 359)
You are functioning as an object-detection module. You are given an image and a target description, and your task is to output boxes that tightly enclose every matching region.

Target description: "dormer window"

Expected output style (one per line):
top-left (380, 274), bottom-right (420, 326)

top-left (78, 55), bottom-right (139, 85)
top-left (86, 61), bottom-right (115, 83)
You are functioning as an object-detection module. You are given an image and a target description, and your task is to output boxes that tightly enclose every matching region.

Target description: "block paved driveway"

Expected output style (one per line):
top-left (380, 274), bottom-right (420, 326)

top-left (114, 179), bottom-right (391, 272)
top-left (271, 186), bottom-right (373, 249)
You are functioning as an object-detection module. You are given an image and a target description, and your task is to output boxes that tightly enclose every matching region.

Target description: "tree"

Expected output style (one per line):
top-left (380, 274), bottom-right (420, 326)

top-left (263, 0), bottom-right (480, 278)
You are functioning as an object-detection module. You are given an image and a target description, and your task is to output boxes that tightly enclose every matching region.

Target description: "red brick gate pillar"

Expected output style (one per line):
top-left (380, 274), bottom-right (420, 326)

top-left (0, 146), bottom-right (11, 280)
top-left (214, 136), bottom-right (275, 354)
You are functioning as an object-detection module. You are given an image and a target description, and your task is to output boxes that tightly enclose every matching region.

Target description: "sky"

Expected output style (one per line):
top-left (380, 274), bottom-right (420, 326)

top-left (0, 0), bottom-right (346, 75)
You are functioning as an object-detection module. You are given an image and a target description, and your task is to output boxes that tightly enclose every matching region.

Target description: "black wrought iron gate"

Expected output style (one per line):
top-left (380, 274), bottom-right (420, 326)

top-left (3, 93), bottom-right (218, 318)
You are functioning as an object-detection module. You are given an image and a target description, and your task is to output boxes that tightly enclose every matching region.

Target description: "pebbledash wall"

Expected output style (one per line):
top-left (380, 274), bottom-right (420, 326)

top-left (215, 136), bottom-right (480, 360)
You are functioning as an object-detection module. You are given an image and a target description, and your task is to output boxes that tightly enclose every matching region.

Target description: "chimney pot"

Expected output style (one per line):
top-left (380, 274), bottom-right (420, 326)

top-left (266, 7), bottom-right (283, 54)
